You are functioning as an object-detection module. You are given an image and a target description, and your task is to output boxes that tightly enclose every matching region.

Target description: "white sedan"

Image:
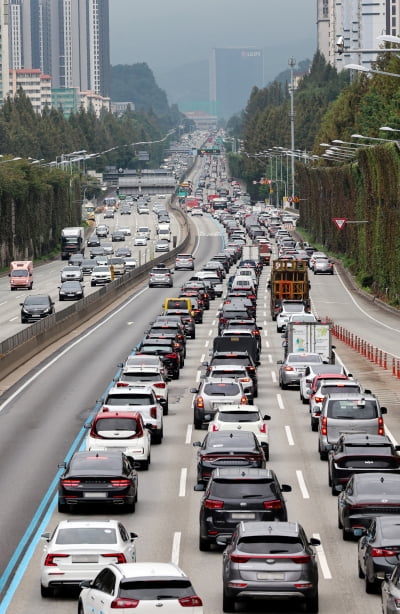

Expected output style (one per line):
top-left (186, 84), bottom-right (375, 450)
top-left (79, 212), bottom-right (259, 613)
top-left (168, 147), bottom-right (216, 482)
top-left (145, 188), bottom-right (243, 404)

top-left (134, 235), bottom-right (147, 246)
top-left (40, 519), bottom-right (137, 597)
top-left (207, 404), bottom-right (271, 460)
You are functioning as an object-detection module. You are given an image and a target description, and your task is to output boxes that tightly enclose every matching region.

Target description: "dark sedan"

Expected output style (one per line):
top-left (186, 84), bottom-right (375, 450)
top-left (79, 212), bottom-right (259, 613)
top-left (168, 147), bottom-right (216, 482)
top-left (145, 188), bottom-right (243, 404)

top-left (358, 515), bottom-right (400, 593)
top-left (58, 280), bottom-right (84, 301)
top-left (58, 450), bottom-right (138, 513)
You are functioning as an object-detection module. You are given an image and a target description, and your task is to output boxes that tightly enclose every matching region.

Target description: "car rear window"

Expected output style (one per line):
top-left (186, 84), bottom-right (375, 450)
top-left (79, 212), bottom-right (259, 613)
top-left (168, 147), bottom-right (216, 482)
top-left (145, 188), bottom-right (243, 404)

top-left (121, 373), bottom-right (160, 382)
top-left (327, 400), bottom-right (378, 419)
top-left (105, 394), bottom-right (153, 405)
top-left (95, 418), bottom-right (138, 433)
top-left (119, 580), bottom-right (194, 600)
top-left (320, 385), bottom-right (360, 395)
top-left (204, 383), bottom-right (240, 396)
top-left (56, 527), bottom-right (117, 544)
top-left (237, 536), bottom-right (303, 554)
top-left (218, 411), bottom-right (260, 422)
top-left (288, 355), bottom-right (322, 363)
top-left (211, 479), bottom-right (277, 499)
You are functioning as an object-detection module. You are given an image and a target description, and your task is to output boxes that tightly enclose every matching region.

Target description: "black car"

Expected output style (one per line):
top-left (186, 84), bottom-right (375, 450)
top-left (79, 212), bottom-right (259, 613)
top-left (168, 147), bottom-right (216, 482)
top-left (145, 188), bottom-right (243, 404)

top-left (58, 280), bottom-right (84, 301)
top-left (205, 351), bottom-right (258, 395)
top-left (328, 434), bottom-right (400, 495)
top-left (181, 281), bottom-right (210, 310)
top-left (135, 339), bottom-right (180, 379)
top-left (111, 231), bottom-right (125, 242)
top-left (87, 235), bottom-right (100, 247)
top-left (20, 294), bottom-right (55, 323)
top-left (89, 246), bottom-right (106, 259)
top-left (338, 473), bottom-right (400, 540)
top-left (195, 467), bottom-right (291, 551)
top-left (58, 450), bottom-right (138, 513)
top-left (80, 258), bottom-right (97, 275)
top-left (358, 515), bottom-right (400, 593)
top-left (162, 309), bottom-right (196, 339)
top-left (218, 307), bottom-right (252, 335)
top-left (181, 295), bottom-right (203, 323)
top-left (145, 329), bottom-right (185, 367)
top-left (193, 431), bottom-right (266, 484)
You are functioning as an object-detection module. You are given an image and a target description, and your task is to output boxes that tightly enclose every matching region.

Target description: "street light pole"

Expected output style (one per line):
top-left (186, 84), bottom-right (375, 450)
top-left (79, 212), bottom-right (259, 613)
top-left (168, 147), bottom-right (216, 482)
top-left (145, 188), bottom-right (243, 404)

top-left (288, 57), bottom-right (296, 200)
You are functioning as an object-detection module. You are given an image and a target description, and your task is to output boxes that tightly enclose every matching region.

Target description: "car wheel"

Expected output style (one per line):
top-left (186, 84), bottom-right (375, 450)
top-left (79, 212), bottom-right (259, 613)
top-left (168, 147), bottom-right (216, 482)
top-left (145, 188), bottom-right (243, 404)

top-left (305, 591), bottom-right (319, 613)
top-left (311, 419), bottom-right (318, 432)
top-left (253, 387), bottom-right (258, 397)
top-left (338, 512), bottom-right (343, 529)
top-left (365, 572), bottom-right (378, 594)
top-left (302, 395), bottom-right (308, 405)
top-left (57, 499), bottom-right (67, 513)
top-left (194, 418), bottom-right (202, 430)
top-left (199, 535), bottom-right (211, 551)
top-left (358, 560), bottom-right (365, 579)
top-left (342, 527), bottom-right (351, 541)
top-left (90, 282), bottom-right (95, 287)
top-left (126, 498), bottom-right (136, 513)
top-left (222, 591), bottom-right (236, 613)
top-left (40, 584), bottom-right (53, 598)
top-left (191, 333), bottom-right (196, 339)
top-left (280, 380), bottom-right (288, 390)
top-left (173, 370), bottom-right (180, 380)
top-left (141, 456), bottom-right (150, 470)
top-left (78, 600), bottom-right (85, 614)
top-left (163, 402), bottom-right (169, 416)
top-left (152, 429), bottom-right (163, 444)
top-left (263, 444), bottom-right (269, 461)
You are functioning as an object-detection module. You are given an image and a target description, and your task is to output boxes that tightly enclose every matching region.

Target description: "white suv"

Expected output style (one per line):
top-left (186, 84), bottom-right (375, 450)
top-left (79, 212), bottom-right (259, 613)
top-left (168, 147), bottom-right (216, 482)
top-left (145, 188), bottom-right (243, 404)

top-left (116, 365), bottom-right (169, 414)
top-left (90, 265), bottom-right (113, 286)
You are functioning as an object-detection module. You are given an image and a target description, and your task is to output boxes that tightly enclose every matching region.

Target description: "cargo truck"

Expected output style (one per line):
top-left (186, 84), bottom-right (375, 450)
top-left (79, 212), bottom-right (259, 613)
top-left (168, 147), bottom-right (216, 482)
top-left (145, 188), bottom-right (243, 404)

top-left (268, 259), bottom-right (310, 320)
top-left (61, 227), bottom-right (85, 260)
top-left (9, 260), bottom-right (33, 290)
top-left (284, 320), bottom-right (334, 363)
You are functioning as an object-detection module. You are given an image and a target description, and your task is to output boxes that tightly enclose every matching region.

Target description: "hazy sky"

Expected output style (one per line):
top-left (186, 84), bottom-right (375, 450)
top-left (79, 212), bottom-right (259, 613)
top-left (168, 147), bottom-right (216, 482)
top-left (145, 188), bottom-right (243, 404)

top-left (109, 0), bottom-right (317, 73)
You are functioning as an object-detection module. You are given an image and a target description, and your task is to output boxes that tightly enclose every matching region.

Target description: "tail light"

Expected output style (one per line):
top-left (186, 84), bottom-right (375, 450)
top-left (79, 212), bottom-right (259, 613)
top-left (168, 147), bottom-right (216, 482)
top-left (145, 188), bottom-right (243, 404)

top-left (44, 553), bottom-right (69, 566)
top-left (370, 548), bottom-right (399, 557)
top-left (196, 396), bottom-right (204, 409)
top-left (284, 366), bottom-right (295, 372)
top-left (102, 553), bottom-right (127, 563)
top-left (253, 330), bottom-right (260, 336)
top-left (230, 554), bottom-right (251, 563)
top-left (150, 406), bottom-right (158, 419)
top-left (321, 417), bottom-right (327, 436)
top-left (219, 318), bottom-right (227, 324)
top-left (204, 499), bottom-right (224, 509)
top-left (240, 396), bottom-right (248, 405)
top-left (248, 366), bottom-right (255, 373)
top-left (179, 596), bottom-right (203, 607)
top-left (378, 417), bottom-right (385, 435)
top-left (110, 479), bottom-right (131, 488)
top-left (263, 499), bottom-right (282, 510)
top-left (314, 396), bottom-right (324, 403)
top-left (111, 598), bottom-right (139, 608)
top-left (259, 423), bottom-right (268, 433)
top-left (61, 479), bottom-right (80, 488)
top-left (116, 382), bottom-right (129, 387)
top-left (165, 352), bottom-right (178, 360)
top-left (153, 382), bottom-right (166, 389)
top-left (211, 424), bottom-right (219, 431)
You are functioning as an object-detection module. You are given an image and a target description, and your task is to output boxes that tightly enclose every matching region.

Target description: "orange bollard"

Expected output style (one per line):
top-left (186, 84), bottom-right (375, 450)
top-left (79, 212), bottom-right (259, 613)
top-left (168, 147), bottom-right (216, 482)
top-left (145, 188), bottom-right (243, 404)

top-left (397, 360), bottom-right (400, 379)
top-left (393, 357), bottom-right (396, 377)
top-left (384, 353), bottom-right (387, 370)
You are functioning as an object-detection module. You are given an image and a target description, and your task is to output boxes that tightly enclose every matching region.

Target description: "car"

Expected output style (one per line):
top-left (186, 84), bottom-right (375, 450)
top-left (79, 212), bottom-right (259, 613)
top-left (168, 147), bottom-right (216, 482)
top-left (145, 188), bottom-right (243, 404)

top-left (108, 257), bottom-right (125, 276)
top-left (84, 410), bottom-right (151, 470)
top-left (134, 235), bottom-right (147, 246)
top-left (39, 519), bottom-right (137, 597)
top-left (193, 430), bottom-right (266, 484)
top-left (219, 521), bottom-right (320, 613)
top-left (162, 309), bottom-right (196, 339)
top-left (318, 392), bottom-right (387, 460)
top-left (381, 562), bottom-right (400, 613)
top-left (137, 204), bottom-right (149, 214)
top-left (194, 468), bottom-right (291, 550)
top-left (120, 205), bottom-right (132, 215)
top-left (120, 354), bottom-right (168, 381)
top-left (299, 364), bottom-right (348, 404)
top-left (145, 328), bottom-right (185, 367)
top-left (309, 379), bottom-right (363, 431)
top-left (137, 226), bottom-right (151, 239)
top-left (90, 265), bottom-right (113, 286)
top-left (58, 280), bottom-right (84, 301)
top-left (118, 226), bottom-right (131, 236)
top-left (154, 239), bottom-right (170, 252)
top-left (102, 242), bottom-right (114, 255)
top-left (276, 300), bottom-right (308, 332)
top-left (20, 294), bottom-right (55, 323)
top-left (207, 404), bottom-right (271, 458)
top-left (111, 230), bottom-right (125, 242)
top-left (101, 385), bottom-right (163, 444)
top-left (57, 450), bottom-right (138, 513)
top-left (86, 235), bottom-right (101, 247)
top-left (328, 433), bottom-right (400, 495)
top-left (60, 265), bottom-right (83, 282)
top-left (117, 365), bottom-right (169, 414)
top-left (175, 253), bottom-right (195, 270)
top-left (218, 306), bottom-right (252, 335)
top-left (95, 224), bottom-right (109, 238)
top-left (206, 365), bottom-right (255, 403)
top-left (124, 257), bottom-right (137, 271)
top-left (80, 258), bottom-right (97, 275)
top-left (103, 208), bottom-right (114, 219)
top-left (68, 254), bottom-right (84, 267)
top-left (115, 246), bottom-right (132, 258)
top-left (338, 473), bottom-right (400, 540)
top-left (89, 246), bottom-right (107, 259)
top-left (190, 378), bottom-right (248, 429)
top-left (277, 352), bottom-right (323, 389)
top-left (313, 256), bottom-right (334, 274)
top-left (205, 351), bottom-right (259, 396)
top-left (309, 250), bottom-right (327, 269)
top-left (134, 338), bottom-right (180, 380)
top-left (358, 515), bottom-right (400, 593)
top-left (191, 207), bottom-right (203, 216)
top-left (78, 562), bottom-right (203, 613)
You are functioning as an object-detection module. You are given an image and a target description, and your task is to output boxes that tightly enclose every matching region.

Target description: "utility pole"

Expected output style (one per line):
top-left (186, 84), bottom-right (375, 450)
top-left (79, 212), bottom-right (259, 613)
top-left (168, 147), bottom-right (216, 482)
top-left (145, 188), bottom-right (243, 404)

top-left (288, 57), bottom-right (296, 200)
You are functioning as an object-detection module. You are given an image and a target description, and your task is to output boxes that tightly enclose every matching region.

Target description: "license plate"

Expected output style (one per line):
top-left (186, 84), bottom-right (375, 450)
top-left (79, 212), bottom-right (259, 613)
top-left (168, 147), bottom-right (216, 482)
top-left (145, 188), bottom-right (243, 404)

top-left (257, 572), bottom-right (284, 580)
top-left (72, 555), bottom-right (98, 563)
top-left (231, 513), bottom-right (256, 519)
top-left (83, 492), bottom-right (107, 498)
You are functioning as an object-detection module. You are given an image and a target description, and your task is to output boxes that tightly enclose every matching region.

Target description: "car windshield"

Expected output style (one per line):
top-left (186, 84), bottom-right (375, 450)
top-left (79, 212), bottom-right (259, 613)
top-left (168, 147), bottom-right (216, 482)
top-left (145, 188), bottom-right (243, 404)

top-left (56, 527), bottom-right (117, 544)
top-left (119, 579), bottom-right (193, 599)
top-left (204, 383), bottom-right (240, 396)
top-left (218, 411), bottom-right (260, 422)
top-left (237, 536), bottom-right (303, 554)
top-left (105, 395), bottom-right (153, 405)
top-left (25, 296), bottom-right (49, 305)
top-left (11, 270), bottom-right (28, 277)
top-left (327, 400), bottom-right (378, 419)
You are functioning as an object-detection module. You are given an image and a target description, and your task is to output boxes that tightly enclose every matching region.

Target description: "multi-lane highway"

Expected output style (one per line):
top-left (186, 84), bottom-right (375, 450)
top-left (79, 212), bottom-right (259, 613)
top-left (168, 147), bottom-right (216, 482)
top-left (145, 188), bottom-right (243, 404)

top-left (2, 183), bottom-right (400, 613)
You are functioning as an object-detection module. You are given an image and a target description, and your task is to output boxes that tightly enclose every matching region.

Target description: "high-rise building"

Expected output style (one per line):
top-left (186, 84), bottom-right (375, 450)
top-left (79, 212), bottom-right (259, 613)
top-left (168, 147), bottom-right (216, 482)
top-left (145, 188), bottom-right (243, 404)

top-left (209, 47), bottom-right (263, 120)
top-left (0, 0), bottom-right (9, 102)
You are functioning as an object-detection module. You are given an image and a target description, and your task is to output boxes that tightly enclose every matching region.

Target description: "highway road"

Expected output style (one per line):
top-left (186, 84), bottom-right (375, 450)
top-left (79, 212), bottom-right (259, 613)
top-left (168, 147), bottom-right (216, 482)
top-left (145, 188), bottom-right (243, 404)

top-left (2, 177), bottom-right (400, 612)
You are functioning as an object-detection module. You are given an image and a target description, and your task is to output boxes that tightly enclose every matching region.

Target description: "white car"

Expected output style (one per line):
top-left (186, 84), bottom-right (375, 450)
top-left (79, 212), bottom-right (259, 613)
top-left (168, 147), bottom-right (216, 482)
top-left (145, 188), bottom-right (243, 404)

top-left (117, 365), bottom-right (169, 414)
top-left (134, 235), bottom-right (147, 246)
top-left (78, 562), bottom-right (203, 613)
top-left (118, 226), bottom-right (131, 236)
top-left (137, 226), bottom-right (151, 239)
top-left (276, 302), bottom-right (308, 333)
top-left (84, 410), bottom-right (151, 469)
top-left (208, 404), bottom-right (271, 460)
top-left (90, 265), bottom-right (113, 286)
top-left (191, 207), bottom-right (203, 216)
top-left (40, 519), bottom-right (137, 597)
top-left (102, 385), bottom-right (163, 444)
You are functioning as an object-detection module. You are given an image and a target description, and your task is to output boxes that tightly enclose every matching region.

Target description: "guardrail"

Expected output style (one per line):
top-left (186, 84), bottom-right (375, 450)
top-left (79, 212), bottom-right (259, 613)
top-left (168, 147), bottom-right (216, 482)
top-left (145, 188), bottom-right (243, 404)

top-left (0, 196), bottom-right (194, 378)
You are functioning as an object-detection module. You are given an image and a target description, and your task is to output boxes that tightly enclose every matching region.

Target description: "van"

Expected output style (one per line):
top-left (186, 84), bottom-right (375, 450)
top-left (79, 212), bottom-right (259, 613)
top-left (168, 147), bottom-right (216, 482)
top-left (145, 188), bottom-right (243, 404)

top-left (9, 261), bottom-right (33, 290)
top-left (163, 297), bottom-right (193, 312)
top-left (318, 392), bottom-right (387, 460)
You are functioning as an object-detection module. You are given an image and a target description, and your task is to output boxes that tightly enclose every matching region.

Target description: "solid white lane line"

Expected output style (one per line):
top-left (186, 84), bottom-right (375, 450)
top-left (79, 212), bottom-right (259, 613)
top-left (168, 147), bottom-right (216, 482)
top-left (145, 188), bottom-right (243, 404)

top-left (285, 425), bottom-right (294, 446)
top-left (200, 354), bottom-right (205, 363)
top-left (179, 468), bottom-right (187, 497)
top-left (185, 424), bottom-right (192, 444)
top-left (196, 370), bottom-right (201, 382)
top-left (296, 470), bottom-right (310, 499)
top-left (277, 394), bottom-right (285, 409)
top-left (313, 533), bottom-right (332, 579)
top-left (271, 371), bottom-right (277, 383)
top-left (171, 532), bottom-right (181, 565)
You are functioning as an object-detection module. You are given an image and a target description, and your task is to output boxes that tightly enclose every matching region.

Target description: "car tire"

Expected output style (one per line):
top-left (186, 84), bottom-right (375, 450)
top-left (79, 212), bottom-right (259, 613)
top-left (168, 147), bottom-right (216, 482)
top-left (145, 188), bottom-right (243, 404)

top-left (358, 560), bottom-right (365, 579)
top-left (305, 591), bottom-right (319, 613)
top-left (173, 370), bottom-right (180, 380)
top-left (311, 419), bottom-right (318, 432)
top-left (331, 483), bottom-right (340, 496)
top-left (90, 282), bottom-right (95, 287)
top-left (126, 498), bottom-right (136, 513)
top-left (57, 499), bottom-right (67, 513)
top-left (141, 456), bottom-right (150, 470)
top-left (222, 591), bottom-right (236, 613)
top-left (152, 429), bottom-right (163, 444)
top-left (365, 573), bottom-right (378, 594)
top-left (342, 527), bottom-right (351, 541)
top-left (302, 395), bottom-right (308, 405)
top-left (163, 402), bottom-right (169, 416)
top-left (280, 380), bottom-right (288, 390)
top-left (263, 444), bottom-right (269, 461)
top-left (199, 535), bottom-right (211, 551)
top-left (194, 418), bottom-right (202, 430)
top-left (40, 584), bottom-right (53, 598)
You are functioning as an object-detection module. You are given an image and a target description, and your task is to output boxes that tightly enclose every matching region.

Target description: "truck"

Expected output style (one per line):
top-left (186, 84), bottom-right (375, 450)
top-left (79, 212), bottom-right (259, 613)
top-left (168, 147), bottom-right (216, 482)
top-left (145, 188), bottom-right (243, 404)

top-left (241, 245), bottom-right (260, 262)
top-left (268, 259), bottom-right (310, 320)
top-left (9, 261), bottom-right (33, 290)
top-left (61, 227), bottom-right (85, 260)
top-left (185, 197), bottom-right (199, 213)
top-left (258, 241), bottom-right (271, 265)
top-left (284, 321), bottom-right (334, 363)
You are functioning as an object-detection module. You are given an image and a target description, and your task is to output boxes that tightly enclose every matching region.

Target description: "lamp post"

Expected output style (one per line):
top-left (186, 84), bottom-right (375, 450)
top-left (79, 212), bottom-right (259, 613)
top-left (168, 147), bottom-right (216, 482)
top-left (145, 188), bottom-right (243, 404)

top-left (345, 64), bottom-right (400, 79)
top-left (288, 57), bottom-right (296, 200)
top-left (380, 126), bottom-right (400, 134)
top-left (351, 133), bottom-right (397, 143)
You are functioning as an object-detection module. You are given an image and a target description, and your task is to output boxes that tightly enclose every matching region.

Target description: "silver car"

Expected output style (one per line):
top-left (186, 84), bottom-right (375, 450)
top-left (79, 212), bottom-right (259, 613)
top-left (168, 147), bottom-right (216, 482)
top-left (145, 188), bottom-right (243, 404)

top-left (313, 256), bottom-right (334, 275)
top-left (219, 521), bottom-right (320, 613)
top-left (190, 377), bottom-right (247, 429)
top-left (277, 352), bottom-right (323, 389)
top-left (60, 266), bottom-right (83, 282)
top-left (148, 267), bottom-right (173, 288)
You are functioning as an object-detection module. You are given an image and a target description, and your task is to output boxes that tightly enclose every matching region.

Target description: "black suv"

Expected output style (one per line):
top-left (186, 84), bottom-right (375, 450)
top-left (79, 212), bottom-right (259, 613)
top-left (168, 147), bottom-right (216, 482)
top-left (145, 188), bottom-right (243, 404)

top-left (193, 431), bottom-right (266, 484)
top-left (195, 467), bottom-right (291, 551)
top-left (20, 294), bottom-right (55, 323)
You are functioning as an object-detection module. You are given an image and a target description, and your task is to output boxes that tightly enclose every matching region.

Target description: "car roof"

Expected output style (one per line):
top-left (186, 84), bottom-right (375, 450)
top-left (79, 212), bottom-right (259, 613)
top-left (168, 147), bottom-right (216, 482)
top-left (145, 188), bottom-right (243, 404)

top-left (109, 562), bottom-right (187, 579)
top-left (107, 385), bottom-right (154, 394)
top-left (324, 392), bottom-right (376, 401)
top-left (338, 433), bottom-right (392, 446)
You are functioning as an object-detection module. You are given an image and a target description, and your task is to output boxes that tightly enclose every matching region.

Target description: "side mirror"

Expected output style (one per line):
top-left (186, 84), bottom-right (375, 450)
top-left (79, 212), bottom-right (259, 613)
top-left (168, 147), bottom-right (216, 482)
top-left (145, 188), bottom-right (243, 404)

top-left (84, 423), bottom-right (91, 429)
top-left (277, 360), bottom-right (283, 364)
top-left (381, 407), bottom-right (388, 414)
top-left (263, 414), bottom-right (271, 421)
top-left (41, 532), bottom-right (51, 541)
top-left (80, 580), bottom-right (93, 589)
top-left (309, 537), bottom-right (321, 546)
top-left (216, 535), bottom-right (231, 547)
top-left (192, 441), bottom-right (201, 447)
top-left (281, 484), bottom-right (292, 492)
top-left (130, 532), bottom-right (138, 540)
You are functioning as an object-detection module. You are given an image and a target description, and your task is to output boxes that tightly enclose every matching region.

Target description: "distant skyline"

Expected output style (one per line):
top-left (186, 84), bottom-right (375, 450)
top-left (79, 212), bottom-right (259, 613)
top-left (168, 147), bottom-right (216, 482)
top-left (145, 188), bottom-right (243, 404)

top-left (109, 0), bottom-right (316, 76)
